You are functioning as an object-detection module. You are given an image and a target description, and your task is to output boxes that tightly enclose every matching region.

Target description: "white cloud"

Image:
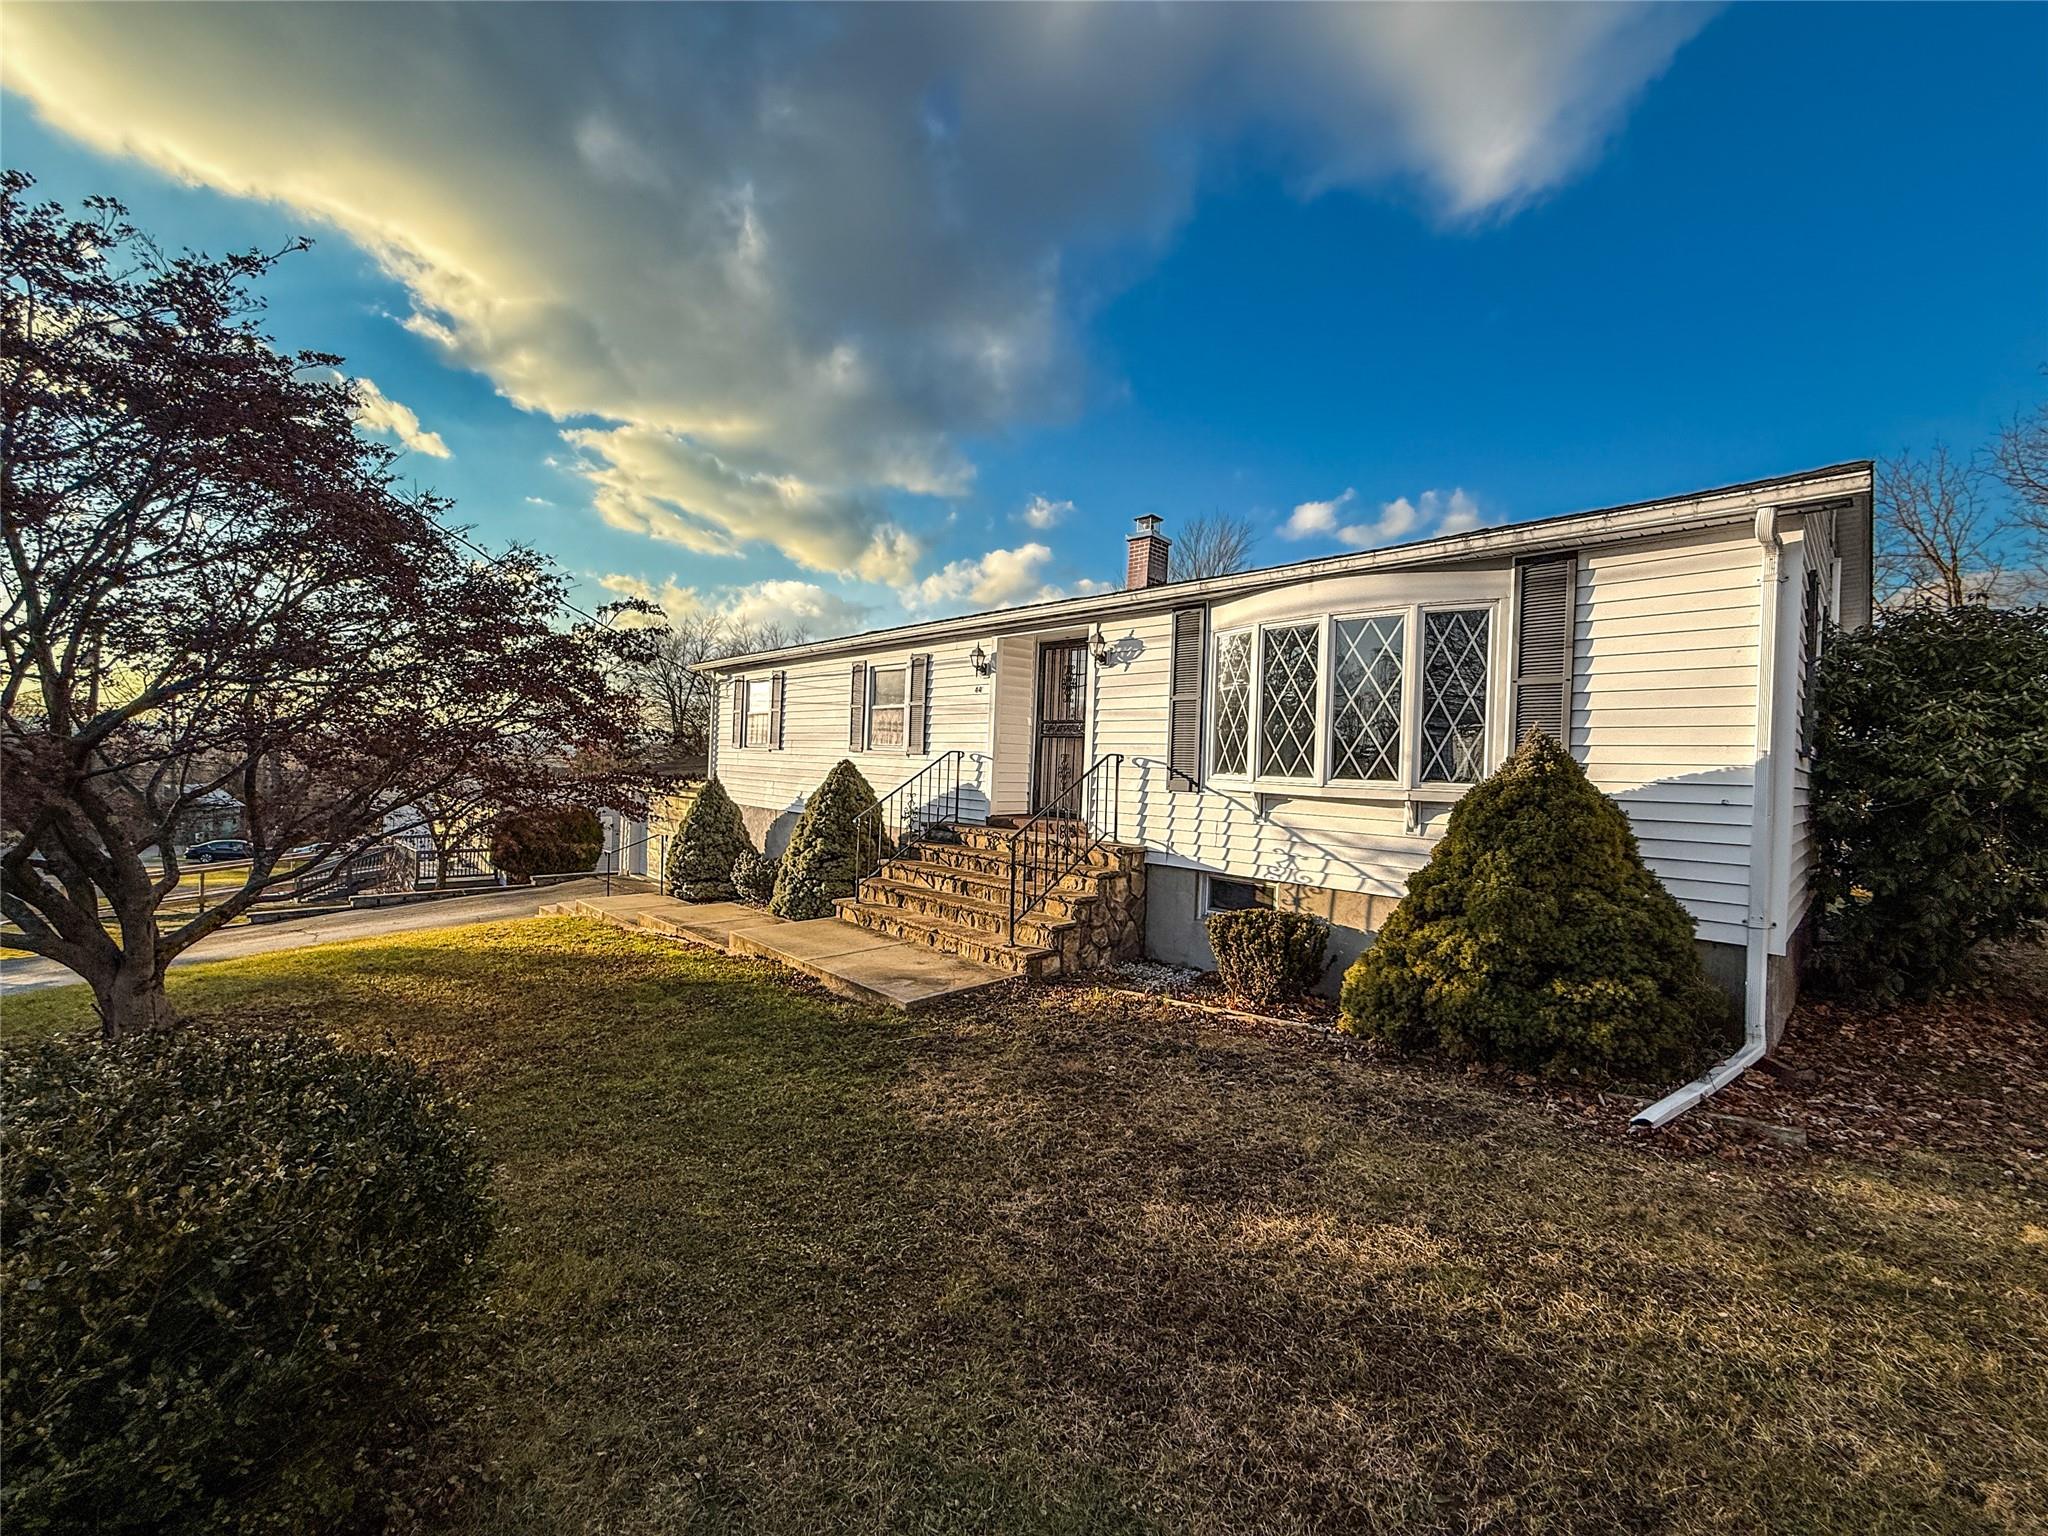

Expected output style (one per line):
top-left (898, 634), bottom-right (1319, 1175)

top-left (524, 495), bottom-right (553, 507)
top-left (1284, 485), bottom-right (1489, 549)
top-left (347, 374), bottom-right (450, 458)
top-left (907, 543), bottom-right (1060, 614)
top-left (597, 572), bottom-right (871, 638)
top-left (1, 6), bottom-right (1696, 571)
top-left (1283, 488), bottom-right (1355, 539)
top-left (565, 424), bottom-right (921, 582)
top-left (1020, 494), bottom-right (1073, 530)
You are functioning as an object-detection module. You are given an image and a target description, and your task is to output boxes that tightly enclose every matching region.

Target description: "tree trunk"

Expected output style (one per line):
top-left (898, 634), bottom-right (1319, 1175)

top-left (93, 950), bottom-right (178, 1041)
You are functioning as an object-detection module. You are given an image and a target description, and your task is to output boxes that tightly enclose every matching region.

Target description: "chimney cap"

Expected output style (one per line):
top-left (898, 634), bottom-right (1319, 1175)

top-left (1132, 514), bottom-right (1164, 534)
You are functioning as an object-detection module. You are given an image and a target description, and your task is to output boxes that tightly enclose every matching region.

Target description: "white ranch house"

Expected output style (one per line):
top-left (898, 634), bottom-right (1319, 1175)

top-left (695, 461), bottom-right (1872, 1061)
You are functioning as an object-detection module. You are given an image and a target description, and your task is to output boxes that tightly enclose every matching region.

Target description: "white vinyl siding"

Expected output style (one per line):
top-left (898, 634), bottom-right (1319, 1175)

top-left (708, 639), bottom-right (995, 835)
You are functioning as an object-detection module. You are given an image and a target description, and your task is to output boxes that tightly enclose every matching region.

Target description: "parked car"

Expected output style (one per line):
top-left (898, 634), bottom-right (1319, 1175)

top-left (183, 839), bottom-right (254, 864)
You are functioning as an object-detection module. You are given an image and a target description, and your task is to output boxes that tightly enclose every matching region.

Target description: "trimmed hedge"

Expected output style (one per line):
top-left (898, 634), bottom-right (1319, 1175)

top-left (1811, 604), bottom-right (2048, 998)
top-left (1339, 734), bottom-right (1729, 1076)
top-left (490, 805), bottom-right (604, 881)
top-left (666, 779), bottom-right (754, 901)
top-left (1, 1029), bottom-right (492, 1535)
top-left (732, 849), bottom-right (779, 907)
top-left (1207, 909), bottom-right (1330, 1007)
top-left (770, 759), bottom-right (881, 920)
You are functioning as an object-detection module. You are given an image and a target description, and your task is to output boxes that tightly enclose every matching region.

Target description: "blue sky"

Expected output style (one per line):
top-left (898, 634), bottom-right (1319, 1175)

top-left (4, 3), bottom-right (2042, 633)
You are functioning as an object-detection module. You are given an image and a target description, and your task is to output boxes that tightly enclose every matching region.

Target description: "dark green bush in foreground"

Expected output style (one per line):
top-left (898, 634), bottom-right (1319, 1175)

top-left (0, 1030), bottom-right (493, 1535)
top-left (1811, 603), bottom-right (2048, 999)
top-left (770, 759), bottom-right (881, 920)
top-left (732, 848), bottom-right (780, 907)
top-left (666, 778), bottom-right (754, 901)
top-left (490, 804), bottom-right (604, 881)
top-left (1340, 734), bottom-right (1729, 1076)
top-left (1207, 908), bottom-right (1330, 1006)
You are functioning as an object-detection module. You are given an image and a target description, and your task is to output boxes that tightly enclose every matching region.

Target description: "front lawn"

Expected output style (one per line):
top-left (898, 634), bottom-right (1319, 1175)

top-left (5, 919), bottom-right (2043, 1534)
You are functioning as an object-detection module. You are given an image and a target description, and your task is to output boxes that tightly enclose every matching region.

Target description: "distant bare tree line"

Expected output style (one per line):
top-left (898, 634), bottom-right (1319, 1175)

top-left (630, 612), bottom-right (811, 754)
top-left (1878, 387), bottom-right (2048, 607)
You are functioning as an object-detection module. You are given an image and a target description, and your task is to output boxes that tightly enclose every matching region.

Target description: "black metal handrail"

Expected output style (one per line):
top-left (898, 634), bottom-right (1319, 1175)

top-left (1008, 754), bottom-right (1121, 944)
top-left (854, 750), bottom-right (968, 887)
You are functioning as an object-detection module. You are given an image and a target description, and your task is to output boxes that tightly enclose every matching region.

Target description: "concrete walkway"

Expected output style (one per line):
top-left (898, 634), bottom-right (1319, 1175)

top-left (0, 879), bottom-right (619, 995)
top-left (541, 893), bottom-right (1011, 1011)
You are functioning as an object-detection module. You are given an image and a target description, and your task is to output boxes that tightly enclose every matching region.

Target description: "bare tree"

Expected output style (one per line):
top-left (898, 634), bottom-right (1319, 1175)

top-left (629, 613), bottom-right (808, 752)
top-left (1875, 445), bottom-right (2015, 608)
top-left (1990, 398), bottom-right (2048, 545)
top-left (1169, 510), bottom-right (1257, 582)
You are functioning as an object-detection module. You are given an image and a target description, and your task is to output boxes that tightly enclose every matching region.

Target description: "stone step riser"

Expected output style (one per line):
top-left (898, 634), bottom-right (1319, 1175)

top-left (837, 901), bottom-right (1059, 978)
top-left (858, 880), bottom-right (1077, 944)
top-left (864, 864), bottom-right (1101, 914)
top-left (905, 843), bottom-right (1130, 888)
top-left (947, 826), bottom-right (1142, 866)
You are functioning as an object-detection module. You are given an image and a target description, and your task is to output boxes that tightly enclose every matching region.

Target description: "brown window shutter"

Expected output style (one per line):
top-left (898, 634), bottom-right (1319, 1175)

top-left (731, 680), bottom-right (747, 748)
top-left (770, 672), bottom-right (785, 749)
top-left (849, 661), bottom-right (867, 749)
top-left (1512, 555), bottom-right (1576, 748)
top-left (906, 654), bottom-right (930, 755)
top-left (1169, 607), bottom-right (1204, 791)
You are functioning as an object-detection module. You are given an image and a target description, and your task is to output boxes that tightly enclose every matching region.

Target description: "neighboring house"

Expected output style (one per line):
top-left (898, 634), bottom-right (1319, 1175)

top-left (699, 462), bottom-right (1873, 1042)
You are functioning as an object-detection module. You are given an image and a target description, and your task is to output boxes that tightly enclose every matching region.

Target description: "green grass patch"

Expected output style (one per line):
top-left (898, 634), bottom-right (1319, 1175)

top-left (7, 918), bottom-right (2043, 1534)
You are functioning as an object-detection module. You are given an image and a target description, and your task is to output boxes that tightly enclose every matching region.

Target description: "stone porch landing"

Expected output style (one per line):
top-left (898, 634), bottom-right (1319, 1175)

top-left (537, 892), bottom-right (1012, 1011)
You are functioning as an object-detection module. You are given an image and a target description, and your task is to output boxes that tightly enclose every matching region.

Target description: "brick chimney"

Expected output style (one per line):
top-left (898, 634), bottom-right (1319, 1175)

top-left (1126, 514), bottom-right (1171, 589)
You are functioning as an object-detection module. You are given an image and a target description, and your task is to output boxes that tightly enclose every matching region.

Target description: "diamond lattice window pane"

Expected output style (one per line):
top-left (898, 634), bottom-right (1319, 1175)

top-left (1420, 609), bottom-right (1490, 782)
top-left (1258, 623), bottom-right (1320, 779)
top-left (1212, 631), bottom-right (1252, 775)
top-left (1331, 616), bottom-right (1403, 781)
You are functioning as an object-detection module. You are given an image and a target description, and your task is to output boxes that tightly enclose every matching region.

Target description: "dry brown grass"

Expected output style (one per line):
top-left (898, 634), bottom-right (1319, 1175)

top-left (5, 920), bottom-right (2043, 1534)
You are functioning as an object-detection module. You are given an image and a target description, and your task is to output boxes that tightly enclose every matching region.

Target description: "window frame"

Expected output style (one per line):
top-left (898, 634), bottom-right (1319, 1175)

top-left (866, 663), bottom-right (909, 752)
top-left (1413, 602), bottom-right (1496, 792)
top-left (1208, 627), bottom-right (1255, 779)
top-left (1205, 599), bottom-right (1503, 801)
top-left (1202, 874), bottom-right (1275, 916)
top-left (743, 682), bottom-right (773, 749)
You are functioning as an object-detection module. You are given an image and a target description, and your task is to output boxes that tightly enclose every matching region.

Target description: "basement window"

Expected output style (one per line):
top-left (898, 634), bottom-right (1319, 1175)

top-left (1204, 876), bottom-right (1274, 915)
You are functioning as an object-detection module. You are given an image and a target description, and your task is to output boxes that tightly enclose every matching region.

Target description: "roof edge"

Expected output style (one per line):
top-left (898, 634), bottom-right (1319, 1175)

top-left (699, 460), bottom-right (1874, 673)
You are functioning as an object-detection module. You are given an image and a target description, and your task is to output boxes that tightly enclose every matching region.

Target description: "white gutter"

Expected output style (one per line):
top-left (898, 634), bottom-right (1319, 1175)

top-left (1633, 504), bottom-right (1784, 1130)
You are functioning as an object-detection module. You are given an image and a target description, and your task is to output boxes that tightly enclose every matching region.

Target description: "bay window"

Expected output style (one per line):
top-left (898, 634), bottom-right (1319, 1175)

top-left (1419, 608), bottom-right (1490, 784)
top-left (1331, 615), bottom-right (1403, 782)
top-left (1209, 601), bottom-right (1496, 795)
top-left (1257, 623), bottom-right (1321, 779)
top-left (1212, 630), bottom-right (1253, 776)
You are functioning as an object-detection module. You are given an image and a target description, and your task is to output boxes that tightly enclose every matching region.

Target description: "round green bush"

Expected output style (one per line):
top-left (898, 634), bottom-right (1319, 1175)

top-left (769, 759), bottom-right (881, 920)
top-left (0, 1029), bottom-right (493, 1535)
top-left (489, 804), bottom-right (604, 881)
top-left (732, 848), bottom-right (779, 907)
top-left (664, 779), bottom-right (754, 901)
top-left (1207, 908), bottom-right (1329, 1007)
top-left (1339, 734), bottom-right (1731, 1076)
top-left (1811, 604), bottom-right (2048, 998)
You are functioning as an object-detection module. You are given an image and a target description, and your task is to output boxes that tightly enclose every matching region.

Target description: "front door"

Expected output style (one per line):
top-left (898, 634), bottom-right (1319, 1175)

top-left (1032, 640), bottom-right (1089, 813)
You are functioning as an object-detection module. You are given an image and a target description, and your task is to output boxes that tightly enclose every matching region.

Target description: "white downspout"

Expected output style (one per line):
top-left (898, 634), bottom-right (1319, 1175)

top-left (1633, 505), bottom-right (1783, 1130)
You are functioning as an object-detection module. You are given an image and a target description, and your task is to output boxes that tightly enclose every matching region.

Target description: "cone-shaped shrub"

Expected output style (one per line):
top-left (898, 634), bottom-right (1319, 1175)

top-left (1339, 734), bottom-right (1730, 1076)
top-left (731, 849), bottom-right (779, 908)
top-left (665, 778), bottom-right (753, 901)
top-left (770, 759), bottom-right (880, 919)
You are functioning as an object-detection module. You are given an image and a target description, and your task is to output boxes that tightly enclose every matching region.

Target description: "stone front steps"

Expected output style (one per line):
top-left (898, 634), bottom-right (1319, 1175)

top-left (835, 824), bottom-right (1146, 979)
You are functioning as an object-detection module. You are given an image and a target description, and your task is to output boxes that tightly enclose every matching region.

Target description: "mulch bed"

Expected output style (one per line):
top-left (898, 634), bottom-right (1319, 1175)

top-left (1086, 943), bottom-right (2047, 1178)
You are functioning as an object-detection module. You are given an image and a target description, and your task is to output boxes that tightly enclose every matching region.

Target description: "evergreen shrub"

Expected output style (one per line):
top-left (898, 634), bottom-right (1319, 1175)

top-left (770, 759), bottom-right (881, 919)
top-left (1339, 734), bottom-right (1730, 1076)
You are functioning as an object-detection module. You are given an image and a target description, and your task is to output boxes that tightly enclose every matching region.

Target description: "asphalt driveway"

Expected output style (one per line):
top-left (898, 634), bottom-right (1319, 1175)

top-left (0, 879), bottom-right (614, 995)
